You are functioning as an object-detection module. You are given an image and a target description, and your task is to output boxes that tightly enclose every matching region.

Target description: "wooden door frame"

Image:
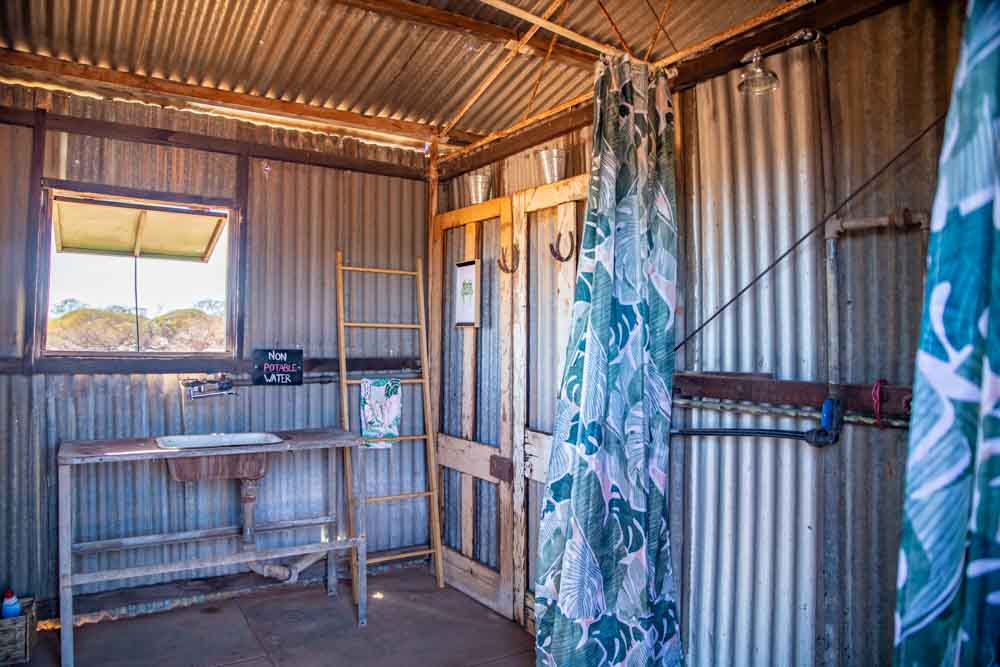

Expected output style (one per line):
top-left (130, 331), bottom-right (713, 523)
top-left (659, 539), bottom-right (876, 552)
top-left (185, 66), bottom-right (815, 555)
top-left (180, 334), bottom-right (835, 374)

top-left (428, 174), bottom-right (588, 624)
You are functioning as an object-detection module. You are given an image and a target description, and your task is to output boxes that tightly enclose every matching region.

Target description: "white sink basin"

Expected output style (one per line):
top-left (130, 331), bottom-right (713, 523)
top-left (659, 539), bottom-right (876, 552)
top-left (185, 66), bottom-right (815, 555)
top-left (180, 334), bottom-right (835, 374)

top-left (155, 432), bottom-right (283, 449)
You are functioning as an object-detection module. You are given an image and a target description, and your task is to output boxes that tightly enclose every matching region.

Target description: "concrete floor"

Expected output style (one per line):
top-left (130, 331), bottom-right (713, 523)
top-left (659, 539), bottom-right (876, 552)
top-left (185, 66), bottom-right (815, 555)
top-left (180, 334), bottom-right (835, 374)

top-left (31, 569), bottom-right (535, 667)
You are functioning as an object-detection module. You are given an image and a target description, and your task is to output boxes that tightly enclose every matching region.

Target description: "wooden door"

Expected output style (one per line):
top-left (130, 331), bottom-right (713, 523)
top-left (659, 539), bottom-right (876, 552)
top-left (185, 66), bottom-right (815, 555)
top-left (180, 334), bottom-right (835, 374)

top-left (428, 175), bottom-right (589, 625)
top-left (429, 198), bottom-right (515, 619)
top-left (511, 177), bottom-right (588, 629)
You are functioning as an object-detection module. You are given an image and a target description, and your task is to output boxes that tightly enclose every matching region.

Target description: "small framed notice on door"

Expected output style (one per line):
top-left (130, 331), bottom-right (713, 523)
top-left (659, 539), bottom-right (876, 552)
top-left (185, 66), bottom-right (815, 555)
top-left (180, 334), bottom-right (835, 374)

top-left (454, 259), bottom-right (480, 327)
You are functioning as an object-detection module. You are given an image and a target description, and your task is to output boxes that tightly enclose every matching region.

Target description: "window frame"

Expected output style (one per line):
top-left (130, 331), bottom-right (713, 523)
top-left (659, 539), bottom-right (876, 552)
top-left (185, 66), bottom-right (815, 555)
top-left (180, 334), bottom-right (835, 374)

top-left (32, 180), bottom-right (243, 372)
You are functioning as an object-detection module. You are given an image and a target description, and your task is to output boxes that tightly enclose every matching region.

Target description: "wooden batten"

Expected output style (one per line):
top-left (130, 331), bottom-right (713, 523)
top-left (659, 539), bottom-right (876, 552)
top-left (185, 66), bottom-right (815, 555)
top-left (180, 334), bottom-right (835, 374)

top-left (435, 198), bottom-right (505, 231)
top-left (0, 50), bottom-right (479, 147)
top-left (439, 0), bottom-right (904, 180)
top-left (438, 103), bottom-right (593, 180)
top-left (522, 175), bottom-right (589, 212)
top-left (333, 0), bottom-right (595, 68)
top-left (510, 190), bottom-right (530, 626)
top-left (478, 0), bottom-right (625, 57)
top-left (437, 433), bottom-right (499, 482)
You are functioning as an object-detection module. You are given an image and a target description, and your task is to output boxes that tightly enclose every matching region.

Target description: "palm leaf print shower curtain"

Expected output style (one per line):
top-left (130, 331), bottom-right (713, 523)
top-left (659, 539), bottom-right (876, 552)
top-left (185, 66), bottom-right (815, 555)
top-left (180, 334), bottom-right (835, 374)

top-left (534, 56), bottom-right (683, 667)
top-left (894, 1), bottom-right (1000, 665)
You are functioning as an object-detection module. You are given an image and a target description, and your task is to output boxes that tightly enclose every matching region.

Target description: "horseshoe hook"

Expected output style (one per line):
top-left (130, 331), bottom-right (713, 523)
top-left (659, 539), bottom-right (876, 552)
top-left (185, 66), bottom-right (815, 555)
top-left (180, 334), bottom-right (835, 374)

top-left (549, 231), bottom-right (575, 263)
top-left (497, 244), bottom-right (520, 274)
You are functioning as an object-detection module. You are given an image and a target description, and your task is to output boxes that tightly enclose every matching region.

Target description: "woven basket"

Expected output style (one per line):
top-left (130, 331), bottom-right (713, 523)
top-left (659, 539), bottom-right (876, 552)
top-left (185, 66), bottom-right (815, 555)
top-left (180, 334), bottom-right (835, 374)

top-left (0, 599), bottom-right (37, 665)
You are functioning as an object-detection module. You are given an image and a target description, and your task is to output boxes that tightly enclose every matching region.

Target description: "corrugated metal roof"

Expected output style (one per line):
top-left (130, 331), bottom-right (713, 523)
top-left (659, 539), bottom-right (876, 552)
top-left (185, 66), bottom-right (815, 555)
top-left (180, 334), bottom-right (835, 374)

top-left (0, 0), bottom-right (780, 137)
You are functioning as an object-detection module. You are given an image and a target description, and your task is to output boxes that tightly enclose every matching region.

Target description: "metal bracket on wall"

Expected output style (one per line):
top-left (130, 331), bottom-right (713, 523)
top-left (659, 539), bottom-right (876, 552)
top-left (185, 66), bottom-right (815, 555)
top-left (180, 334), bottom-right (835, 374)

top-left (489, 454), bottom-right (515, 483)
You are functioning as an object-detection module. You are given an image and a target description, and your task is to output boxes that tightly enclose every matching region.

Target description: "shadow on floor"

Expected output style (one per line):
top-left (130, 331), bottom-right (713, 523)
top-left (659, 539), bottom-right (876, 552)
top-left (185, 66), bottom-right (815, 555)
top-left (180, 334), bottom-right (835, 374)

top-left (31, 568), bottom-right (535, 667)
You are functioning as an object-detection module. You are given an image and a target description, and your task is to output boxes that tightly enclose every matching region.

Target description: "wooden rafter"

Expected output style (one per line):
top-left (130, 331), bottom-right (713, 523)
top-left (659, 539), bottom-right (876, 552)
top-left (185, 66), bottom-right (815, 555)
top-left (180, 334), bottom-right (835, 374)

top-left (441, 0), bottom-right (568, 137)
top-left (442, 0), bottom-right (907, 178)
top-left (594, 0), bottom-right (635, 58)
top-left (522, 0), bottom-right (569, 121)
top-left (652, 0), bottom-right (815, 69)
top-left (333, 0), bottom-right (596, 68)
top-left (643, 0), bottom-right (675, 60)
top-left (0, 49), bottom-right (482, 146)
top-left (478, 0), bottom-right (626, 57)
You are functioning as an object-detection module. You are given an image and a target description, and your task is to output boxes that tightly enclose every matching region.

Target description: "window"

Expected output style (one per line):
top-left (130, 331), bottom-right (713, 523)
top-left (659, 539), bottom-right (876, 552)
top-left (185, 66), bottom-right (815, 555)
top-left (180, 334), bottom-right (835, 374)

top-left (42, 189), bottom-right (234, 356)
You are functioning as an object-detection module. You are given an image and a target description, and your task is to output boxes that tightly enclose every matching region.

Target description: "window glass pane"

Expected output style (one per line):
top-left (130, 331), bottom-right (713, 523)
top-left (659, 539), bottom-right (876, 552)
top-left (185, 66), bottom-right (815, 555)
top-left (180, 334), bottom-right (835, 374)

top-left (46, 238), bottom-right (139, 352)
top-left (137, 229), bottom-right (229, 353)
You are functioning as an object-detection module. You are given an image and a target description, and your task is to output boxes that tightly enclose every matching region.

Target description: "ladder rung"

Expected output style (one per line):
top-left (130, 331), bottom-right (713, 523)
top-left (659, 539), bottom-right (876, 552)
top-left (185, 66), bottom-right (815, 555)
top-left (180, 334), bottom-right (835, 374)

top-left (368, 547), bottom-right (435, 565)
top-left (344, 322), bottom-right (420, 330)
top-left (345, 378), bottom-right (423, 385)
top-left (364, 434), bottom-right (428, 443)
top-left (340, 265), bottom-right (419, 277)
top-left (369, 491), bottom-right (433, 503)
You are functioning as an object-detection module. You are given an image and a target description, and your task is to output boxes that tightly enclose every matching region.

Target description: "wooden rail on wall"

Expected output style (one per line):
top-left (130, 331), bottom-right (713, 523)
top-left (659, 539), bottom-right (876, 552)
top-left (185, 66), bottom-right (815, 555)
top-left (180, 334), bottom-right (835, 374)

top-left (0, 106), bottom-right (425, 181)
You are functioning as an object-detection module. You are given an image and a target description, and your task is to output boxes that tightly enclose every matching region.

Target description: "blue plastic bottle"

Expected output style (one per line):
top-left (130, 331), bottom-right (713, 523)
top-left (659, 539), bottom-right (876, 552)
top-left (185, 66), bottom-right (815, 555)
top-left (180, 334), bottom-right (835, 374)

top-left (1, 590), bottom-right (20, 618)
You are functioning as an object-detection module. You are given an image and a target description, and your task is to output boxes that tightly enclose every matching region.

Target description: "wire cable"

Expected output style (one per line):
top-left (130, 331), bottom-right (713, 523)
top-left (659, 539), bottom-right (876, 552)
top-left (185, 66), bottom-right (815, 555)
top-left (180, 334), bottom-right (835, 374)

top-left (673, 111), bottom-right (947, 354)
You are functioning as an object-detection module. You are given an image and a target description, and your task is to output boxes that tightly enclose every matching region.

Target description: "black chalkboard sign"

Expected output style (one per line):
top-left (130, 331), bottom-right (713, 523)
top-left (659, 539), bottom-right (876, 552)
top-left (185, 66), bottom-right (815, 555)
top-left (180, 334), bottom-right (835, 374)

top-left (251, 349), bottom-right (304, 386)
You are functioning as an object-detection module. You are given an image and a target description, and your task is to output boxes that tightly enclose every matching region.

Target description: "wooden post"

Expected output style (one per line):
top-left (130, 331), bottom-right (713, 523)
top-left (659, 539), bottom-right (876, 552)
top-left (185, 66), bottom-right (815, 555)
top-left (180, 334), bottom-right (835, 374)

top-left (22, 109), bottom-right (46, 363)
top-left (335, 250), bottom-right (360, 603)
top-left (497, 197), bottom-right (516, 617)
top-left (327, 444), bottom-right (340, 597)
top-left (510, 191), bottom-right (529, 625)
top-left (416, 257), bottom-right (447, 588)
top-left (426, 145), bottom-right (447, 565)
top-left (353, 443), bottom-right (368, 626)
top-left (58, 464), bottom-right (74, 667)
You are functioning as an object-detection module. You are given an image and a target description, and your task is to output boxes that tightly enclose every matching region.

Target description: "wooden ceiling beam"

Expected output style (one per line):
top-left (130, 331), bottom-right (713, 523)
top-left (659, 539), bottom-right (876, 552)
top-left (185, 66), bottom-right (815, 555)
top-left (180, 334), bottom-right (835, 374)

top-left (441, 0), bottom-right (567, 137)
top-left (441, 0), bottom-right (909, 177)
top-left (477, 0), bottom-right (625, 57)
top-left (0, 49), bottom-right (482, 146)
top-left (438, 95), bottom-right (592, 179)
top-left (333, 0), bottom-right (596, 68)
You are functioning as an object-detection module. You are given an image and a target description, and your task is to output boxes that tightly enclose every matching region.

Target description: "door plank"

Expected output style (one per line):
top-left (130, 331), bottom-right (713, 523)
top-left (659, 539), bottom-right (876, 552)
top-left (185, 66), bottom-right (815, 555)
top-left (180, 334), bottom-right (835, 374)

top-left (438, 433), bottom-right (496, 480)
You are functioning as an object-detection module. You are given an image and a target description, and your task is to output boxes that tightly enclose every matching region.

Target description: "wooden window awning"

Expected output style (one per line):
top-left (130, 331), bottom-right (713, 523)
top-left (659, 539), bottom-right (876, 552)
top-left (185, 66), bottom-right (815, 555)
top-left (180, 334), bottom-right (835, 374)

top-left (52, 194), bottom-right (228, 262)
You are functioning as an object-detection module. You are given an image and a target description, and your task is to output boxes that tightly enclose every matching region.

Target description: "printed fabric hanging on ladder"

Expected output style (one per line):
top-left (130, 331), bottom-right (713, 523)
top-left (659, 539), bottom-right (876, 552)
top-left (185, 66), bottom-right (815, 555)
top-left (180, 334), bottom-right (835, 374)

top-left (534, 55), bottom-right (683, 666)
top-left (894, 2), bottom-right (1000, 665)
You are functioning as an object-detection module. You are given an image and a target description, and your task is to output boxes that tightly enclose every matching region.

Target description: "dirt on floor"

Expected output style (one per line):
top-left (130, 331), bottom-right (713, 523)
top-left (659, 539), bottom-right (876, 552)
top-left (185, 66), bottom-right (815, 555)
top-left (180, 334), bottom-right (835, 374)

top-left (30, 568), bottom-right (535, 667)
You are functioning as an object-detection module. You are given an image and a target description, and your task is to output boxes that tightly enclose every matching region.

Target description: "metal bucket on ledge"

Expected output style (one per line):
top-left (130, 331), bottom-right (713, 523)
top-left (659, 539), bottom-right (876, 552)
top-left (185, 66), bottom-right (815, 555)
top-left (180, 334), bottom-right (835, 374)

top-left (537, 147), bottom-right (566, 184)
top-left (466, 168), bottom-right (494, 204)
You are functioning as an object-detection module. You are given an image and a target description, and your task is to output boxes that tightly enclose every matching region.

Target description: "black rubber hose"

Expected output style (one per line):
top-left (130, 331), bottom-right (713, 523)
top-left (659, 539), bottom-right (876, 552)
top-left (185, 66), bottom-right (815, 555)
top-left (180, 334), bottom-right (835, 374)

top-left (670, 428), bottom-right (807, 441)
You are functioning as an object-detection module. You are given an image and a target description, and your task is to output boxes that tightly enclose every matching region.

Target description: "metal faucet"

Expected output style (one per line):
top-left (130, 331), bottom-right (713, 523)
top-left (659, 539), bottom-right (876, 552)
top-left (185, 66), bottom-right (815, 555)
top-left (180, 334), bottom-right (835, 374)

top-left (180, 374), bottom-right (236, 400)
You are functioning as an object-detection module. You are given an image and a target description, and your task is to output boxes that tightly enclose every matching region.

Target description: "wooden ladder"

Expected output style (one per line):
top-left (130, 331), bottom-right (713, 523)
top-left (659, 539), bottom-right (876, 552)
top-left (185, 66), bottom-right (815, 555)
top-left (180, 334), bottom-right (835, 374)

top-left (334, 250), bottom-right (445, 594)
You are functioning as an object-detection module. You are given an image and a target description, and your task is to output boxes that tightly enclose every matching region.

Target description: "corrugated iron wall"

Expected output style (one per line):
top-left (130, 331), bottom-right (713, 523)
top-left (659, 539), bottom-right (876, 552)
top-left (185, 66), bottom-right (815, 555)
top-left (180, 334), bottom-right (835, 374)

top-left (678, 44), bottom-right (828, 666)
top-left (676, 1), bottom-right (964, 663)
top-left (824, 3), bottom-right (964, 664)
top-left (0, 83), bottom-right (431, 603)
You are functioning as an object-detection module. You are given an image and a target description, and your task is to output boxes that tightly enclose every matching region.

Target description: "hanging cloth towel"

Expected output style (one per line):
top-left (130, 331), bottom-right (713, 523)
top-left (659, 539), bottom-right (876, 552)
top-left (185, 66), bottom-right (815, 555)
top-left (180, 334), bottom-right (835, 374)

top-left (360, 378), bottom-right (401, 448)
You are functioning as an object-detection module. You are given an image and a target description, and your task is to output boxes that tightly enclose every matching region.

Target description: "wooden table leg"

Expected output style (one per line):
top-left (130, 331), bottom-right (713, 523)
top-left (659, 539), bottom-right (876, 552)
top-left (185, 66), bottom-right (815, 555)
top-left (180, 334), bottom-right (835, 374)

top-left (58, 464), bottom-right (74, 667)
top-left (327, 446), bottom-right (338, 597)
top-left (353, 445), bottom-right (368, 627)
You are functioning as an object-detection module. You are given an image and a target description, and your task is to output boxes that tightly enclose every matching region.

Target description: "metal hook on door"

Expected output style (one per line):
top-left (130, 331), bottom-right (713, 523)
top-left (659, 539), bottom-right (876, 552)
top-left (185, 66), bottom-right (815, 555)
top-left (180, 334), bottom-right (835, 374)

top-left (549, 231), bottom-right (575, 263)
top-left (497, 244), bottom-right (520, 274)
